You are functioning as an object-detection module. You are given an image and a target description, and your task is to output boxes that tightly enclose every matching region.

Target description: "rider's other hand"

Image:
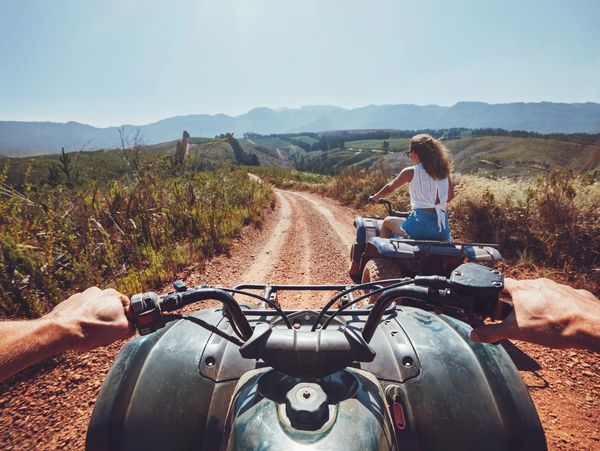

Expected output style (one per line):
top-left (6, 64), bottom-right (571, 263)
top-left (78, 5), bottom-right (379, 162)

top-left (470, 278), bottom-right (600, 351)
top-left (46, 287), bottom-right (135, 352)
top-left (368, 195), bottom-right (377, 204)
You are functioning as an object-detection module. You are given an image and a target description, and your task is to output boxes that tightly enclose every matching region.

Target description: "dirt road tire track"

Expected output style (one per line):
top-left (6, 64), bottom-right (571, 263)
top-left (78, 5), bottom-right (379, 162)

top-left (0, 188), bottom-right (598, 450)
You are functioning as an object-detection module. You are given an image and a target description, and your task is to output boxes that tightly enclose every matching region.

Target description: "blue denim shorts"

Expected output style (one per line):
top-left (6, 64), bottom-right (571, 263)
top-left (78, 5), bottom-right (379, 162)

top-left (401, 209), bottom-right (451, 241)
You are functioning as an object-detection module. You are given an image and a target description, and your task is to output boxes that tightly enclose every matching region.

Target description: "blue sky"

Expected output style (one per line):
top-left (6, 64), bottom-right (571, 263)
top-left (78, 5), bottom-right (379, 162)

top-left (1, 0), bottom-right (599, 127)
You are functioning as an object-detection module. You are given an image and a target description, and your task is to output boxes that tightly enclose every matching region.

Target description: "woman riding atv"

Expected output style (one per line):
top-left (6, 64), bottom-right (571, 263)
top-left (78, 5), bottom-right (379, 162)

top-left (369, 134), bottom-right (454, 241)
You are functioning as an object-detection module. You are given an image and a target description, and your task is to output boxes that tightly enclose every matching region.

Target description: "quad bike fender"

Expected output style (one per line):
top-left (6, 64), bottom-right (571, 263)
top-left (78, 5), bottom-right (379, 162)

top-left (463, 245), bottom-right (502, 262)
top-left (354, 216), bottom-right (382, 250)
top-left (86, 308), bottom-right (255, 451)
top-left (379, 308), bottom-right (547, 451)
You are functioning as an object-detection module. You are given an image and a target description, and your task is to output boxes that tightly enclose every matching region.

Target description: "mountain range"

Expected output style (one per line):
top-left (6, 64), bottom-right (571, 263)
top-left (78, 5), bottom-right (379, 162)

top-left (2, 101), bottom-right (600, 157)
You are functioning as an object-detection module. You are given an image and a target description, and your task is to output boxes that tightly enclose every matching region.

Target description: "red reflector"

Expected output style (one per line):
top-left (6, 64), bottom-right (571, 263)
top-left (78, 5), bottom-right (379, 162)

top-left (392, 400), bottom-right (406, 429)
top-left (137, 313), bottom-right (154, 326)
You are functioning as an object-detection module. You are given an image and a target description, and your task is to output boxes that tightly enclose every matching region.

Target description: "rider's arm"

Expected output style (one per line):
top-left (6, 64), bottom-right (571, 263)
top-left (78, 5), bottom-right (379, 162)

top-left (370, 167), bottom-right (414, 202)
top-left (0, 287), bottom-right (134, 382)
top-left (470, 278), bottom-right (600, 353)
top-left (447, 177), bottom-right (455, 203)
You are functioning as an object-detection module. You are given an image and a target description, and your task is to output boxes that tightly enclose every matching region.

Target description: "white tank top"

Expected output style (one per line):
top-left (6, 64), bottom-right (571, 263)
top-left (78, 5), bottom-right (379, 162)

top-left (408, 163), bottom-right (449, 231)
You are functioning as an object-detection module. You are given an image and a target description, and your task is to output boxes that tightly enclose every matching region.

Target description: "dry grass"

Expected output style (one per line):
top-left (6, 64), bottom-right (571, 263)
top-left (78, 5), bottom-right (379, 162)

top-left (0, 163), bottom-right (272, 318)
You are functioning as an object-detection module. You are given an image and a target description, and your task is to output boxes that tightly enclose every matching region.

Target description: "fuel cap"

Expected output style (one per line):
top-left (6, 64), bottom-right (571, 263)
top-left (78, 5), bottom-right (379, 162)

top-left (285, 382), bottom-right (329, 430)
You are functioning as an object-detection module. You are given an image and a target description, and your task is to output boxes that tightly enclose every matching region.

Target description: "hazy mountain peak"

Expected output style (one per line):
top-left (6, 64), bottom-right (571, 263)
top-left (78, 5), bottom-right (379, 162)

top-left (2, 101), bottom-right (599, 156)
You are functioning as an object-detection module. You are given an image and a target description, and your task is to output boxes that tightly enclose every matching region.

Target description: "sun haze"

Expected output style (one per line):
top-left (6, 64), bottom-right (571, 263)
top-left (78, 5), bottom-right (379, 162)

top-left (1, 0), bottom-right (599, 126)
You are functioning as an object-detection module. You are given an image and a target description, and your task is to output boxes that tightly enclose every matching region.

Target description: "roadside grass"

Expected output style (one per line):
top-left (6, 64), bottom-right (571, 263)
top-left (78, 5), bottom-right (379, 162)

top-left (0, 163), bottom-right (272, 318)
top-left (248, 166), bottom-right (332, 191)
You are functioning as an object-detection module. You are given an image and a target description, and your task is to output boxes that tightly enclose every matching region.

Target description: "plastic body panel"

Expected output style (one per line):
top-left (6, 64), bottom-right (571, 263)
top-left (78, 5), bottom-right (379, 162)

top-left (87, 306), bottom-right (546, 451)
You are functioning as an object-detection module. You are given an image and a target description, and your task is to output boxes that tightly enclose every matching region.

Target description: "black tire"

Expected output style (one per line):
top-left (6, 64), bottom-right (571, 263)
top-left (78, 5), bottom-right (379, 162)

top-left (361, 258), bottom-right (404, 303)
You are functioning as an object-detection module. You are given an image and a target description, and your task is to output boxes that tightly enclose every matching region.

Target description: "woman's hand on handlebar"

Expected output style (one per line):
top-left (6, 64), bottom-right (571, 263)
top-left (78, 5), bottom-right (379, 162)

top-left (368, 195), bottom-right (378, 204)
top-left (470, 278), bottom-right (600, 352)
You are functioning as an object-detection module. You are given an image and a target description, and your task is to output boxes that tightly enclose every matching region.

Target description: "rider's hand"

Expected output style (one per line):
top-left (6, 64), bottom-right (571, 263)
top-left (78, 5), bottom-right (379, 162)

top-left (470, 278), bottom-right (600, 352)
top-left (368, 195), bottom-right (378, 204)
top-left (46, 287), bottom-right (135, 352)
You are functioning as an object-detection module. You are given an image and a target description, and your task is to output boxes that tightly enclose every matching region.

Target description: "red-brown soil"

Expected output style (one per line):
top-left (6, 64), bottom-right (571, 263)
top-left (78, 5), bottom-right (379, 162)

top-left (0, 188), bottom-right (598, 450)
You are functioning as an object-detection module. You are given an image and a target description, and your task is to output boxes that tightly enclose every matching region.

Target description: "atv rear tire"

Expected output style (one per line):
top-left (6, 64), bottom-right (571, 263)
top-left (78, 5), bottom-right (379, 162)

top-left (361, 258), bottom-right (403, 303)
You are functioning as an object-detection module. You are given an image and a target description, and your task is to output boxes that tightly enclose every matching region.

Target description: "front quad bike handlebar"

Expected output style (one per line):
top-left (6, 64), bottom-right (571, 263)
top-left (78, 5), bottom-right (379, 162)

top-left (377, 198), bottom-right (410, 218)
top-left (129, 263), bottom-right (512, 378)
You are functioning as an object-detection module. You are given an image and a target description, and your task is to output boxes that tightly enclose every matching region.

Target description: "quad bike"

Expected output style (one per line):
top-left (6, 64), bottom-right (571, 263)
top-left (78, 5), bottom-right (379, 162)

top-left (86, 263), bottom-right (546, 450)
top-left (349, 199), bottom-right (502, 285)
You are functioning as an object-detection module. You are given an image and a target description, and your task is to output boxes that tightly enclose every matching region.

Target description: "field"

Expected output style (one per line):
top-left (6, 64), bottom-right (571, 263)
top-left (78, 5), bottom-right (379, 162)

top-left (345, 138), bottom-right (411, 151)
top-left (244, 136), bottom-right (296, 149)
top-left (447, 136), bottom-right (600, 177)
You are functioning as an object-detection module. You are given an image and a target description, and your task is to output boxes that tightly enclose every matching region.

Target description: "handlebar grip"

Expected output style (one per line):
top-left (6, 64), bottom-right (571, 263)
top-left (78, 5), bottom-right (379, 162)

top-left (130, 287), bottom-right (253, 339)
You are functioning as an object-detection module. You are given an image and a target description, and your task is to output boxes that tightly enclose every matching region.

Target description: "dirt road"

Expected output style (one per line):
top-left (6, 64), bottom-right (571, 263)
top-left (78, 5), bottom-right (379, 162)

top-left (0, 188), bottom-right (598, 450)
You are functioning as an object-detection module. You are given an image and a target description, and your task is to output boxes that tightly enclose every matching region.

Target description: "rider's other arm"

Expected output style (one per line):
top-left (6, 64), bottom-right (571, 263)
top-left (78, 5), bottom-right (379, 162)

top-left (369, 167), bottom-right (414, 203)
top-left (470, 278), bottom-right (600, 353)
top-left (0, 287), bottom-right (134, 382)
top-left (447, 177), bottom-right (455, 203)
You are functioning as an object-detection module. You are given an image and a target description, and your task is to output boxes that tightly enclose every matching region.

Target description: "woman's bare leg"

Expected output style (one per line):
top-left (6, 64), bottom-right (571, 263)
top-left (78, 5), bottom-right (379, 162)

top-left (381, 217), bottom-right (408, 238)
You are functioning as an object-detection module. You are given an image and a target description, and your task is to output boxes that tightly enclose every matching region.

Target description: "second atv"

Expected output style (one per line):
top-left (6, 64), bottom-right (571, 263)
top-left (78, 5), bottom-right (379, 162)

top-left (349, 199), bottom-right (502, 285)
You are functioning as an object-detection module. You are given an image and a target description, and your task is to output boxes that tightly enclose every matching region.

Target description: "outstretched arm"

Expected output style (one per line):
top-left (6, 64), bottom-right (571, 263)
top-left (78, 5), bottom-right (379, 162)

top-left (470, 278), bottom-right (600, 353)
top-left (369, 167), bottom-right (414, 203)
top-left (447, 177), bottom-right (455, 203)
top-left (0, 287), bottom-right (134, 382)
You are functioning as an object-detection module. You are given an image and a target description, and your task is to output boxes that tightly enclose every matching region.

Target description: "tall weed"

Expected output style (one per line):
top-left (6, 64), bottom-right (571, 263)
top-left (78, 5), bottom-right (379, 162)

top-left (0, 163), bottom-right (271, 318)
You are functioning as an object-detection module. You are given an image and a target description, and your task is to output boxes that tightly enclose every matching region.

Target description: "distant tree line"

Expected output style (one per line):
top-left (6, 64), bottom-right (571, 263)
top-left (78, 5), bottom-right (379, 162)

top-left (245, 129), bottom-right (467, 153)
top-left (471, 128), bottom-right (600, 145)
top-left (249, 128), bottom-right (600, 150)
top-left (294, 152), bottom-right (337, 175)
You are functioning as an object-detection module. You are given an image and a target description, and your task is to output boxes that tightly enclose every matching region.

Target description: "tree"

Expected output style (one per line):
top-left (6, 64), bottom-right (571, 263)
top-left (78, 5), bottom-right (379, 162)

top-left (229, 136), bottom-right (260, 166)
top-left (58, 147), bottom-right (78, 189)
top-left (382, 140), bottom-right (390, 154)
top-left (173, 130), bottom-right (190, 173)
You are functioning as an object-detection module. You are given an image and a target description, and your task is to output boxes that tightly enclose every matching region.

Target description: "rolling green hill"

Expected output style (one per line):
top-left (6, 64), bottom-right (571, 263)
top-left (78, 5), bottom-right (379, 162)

top-left (280, 135), bottom-right (600, 177)
top-left (345, 138), bottom-right (411, 152)
top-left (446, 136), bottom-right (600, 177)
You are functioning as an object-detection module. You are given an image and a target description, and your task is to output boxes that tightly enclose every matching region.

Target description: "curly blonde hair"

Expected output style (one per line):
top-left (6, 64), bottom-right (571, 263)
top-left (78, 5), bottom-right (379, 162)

top-left (409, 134), bottom-right (453, 180)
